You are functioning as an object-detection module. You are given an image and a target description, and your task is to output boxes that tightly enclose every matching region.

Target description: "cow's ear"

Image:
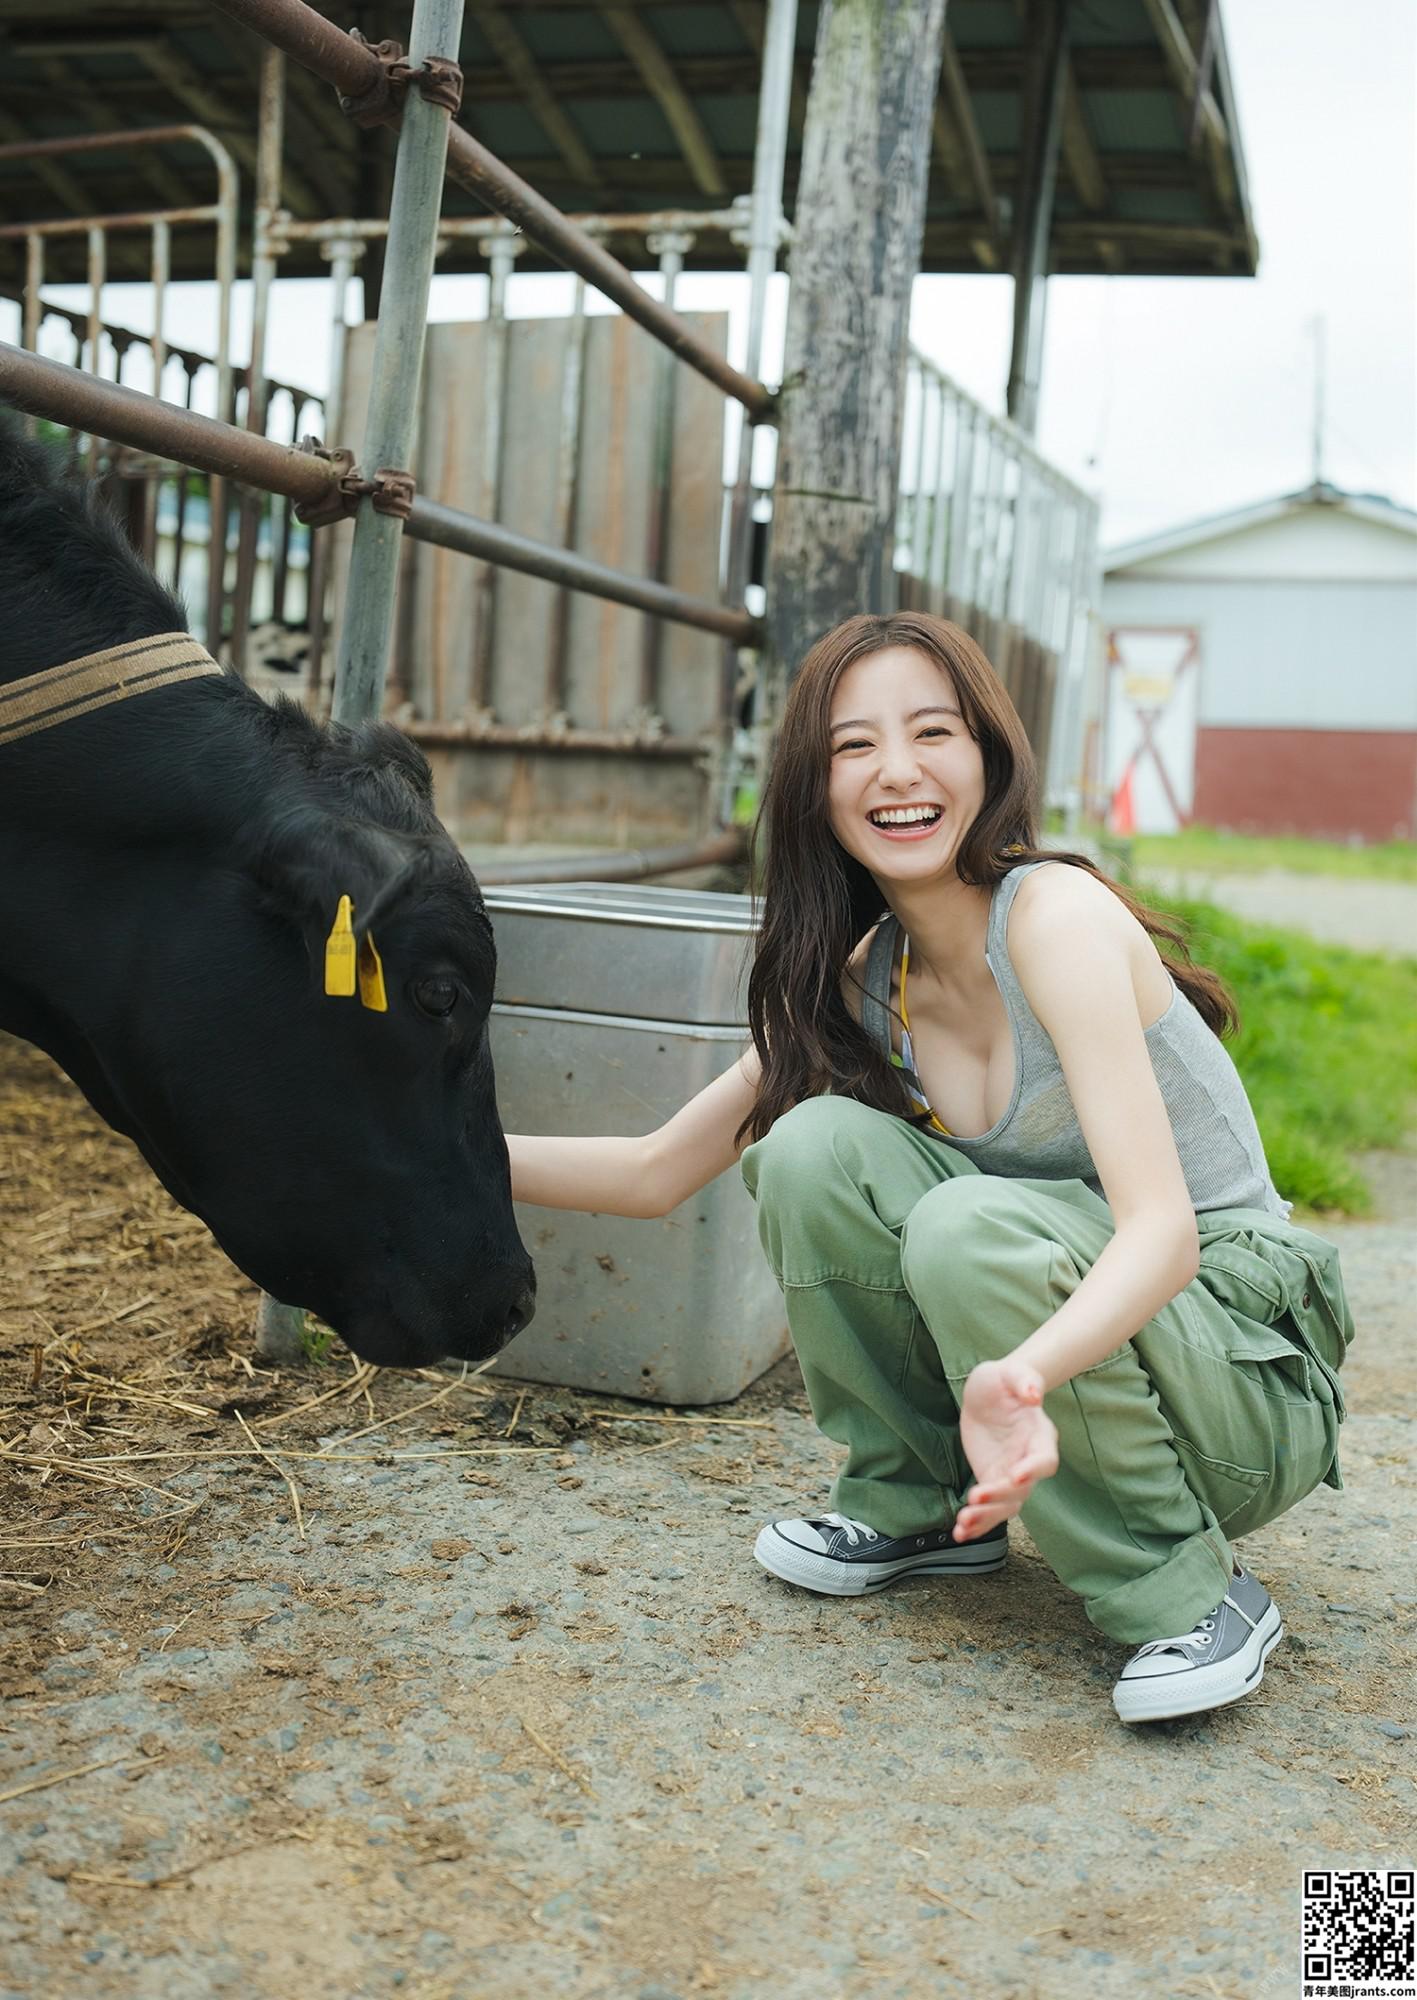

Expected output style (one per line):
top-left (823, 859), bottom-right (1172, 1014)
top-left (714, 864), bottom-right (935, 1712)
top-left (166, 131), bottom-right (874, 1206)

top-left (247, 809), bottom-right (436, 943)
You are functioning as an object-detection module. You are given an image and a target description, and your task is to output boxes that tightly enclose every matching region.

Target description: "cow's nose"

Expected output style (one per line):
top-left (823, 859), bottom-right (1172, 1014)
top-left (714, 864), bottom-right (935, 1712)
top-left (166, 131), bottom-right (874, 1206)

top-left (505, 1284), bottom-right (536, 1340)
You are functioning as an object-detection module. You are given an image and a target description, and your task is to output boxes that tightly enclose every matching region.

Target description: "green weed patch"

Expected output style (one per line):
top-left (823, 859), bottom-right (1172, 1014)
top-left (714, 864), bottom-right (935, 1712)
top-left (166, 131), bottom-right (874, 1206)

top-left (1130, 827), bottom-right (1417, 883)
top-left (1147, 894), bottom-right (1417, 1216)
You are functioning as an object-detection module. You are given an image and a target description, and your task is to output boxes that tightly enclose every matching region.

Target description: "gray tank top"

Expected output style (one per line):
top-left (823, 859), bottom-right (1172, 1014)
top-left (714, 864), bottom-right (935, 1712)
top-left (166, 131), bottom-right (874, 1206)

top-left (860, 860), bottom-right (1290, 1218)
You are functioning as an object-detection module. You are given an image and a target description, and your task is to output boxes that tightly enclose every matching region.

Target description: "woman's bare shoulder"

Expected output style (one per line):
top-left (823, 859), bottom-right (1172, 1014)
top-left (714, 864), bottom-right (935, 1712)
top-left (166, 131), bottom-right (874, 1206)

top-left (1011, 858), bottom-right (1135, 943)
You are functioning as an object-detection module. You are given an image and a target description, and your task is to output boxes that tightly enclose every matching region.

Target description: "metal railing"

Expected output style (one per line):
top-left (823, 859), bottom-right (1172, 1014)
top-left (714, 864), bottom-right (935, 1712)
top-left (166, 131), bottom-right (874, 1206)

top-left (896, 349), bottom-right (1101, 805)
top-left (0, 126), bottom-right (241, 646)
top-left (0, 122), bottom-right (331, 651)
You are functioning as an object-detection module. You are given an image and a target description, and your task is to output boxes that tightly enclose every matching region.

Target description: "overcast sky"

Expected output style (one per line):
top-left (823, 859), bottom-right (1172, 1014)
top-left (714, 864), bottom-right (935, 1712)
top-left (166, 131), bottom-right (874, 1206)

top-left (11, 0), bottom-right (1414, 551)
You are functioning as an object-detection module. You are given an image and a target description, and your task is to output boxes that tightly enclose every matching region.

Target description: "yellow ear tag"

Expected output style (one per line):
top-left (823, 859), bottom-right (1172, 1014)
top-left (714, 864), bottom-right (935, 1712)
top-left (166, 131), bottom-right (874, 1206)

top-left (324, 894), bottom-right (357, 997)
top-left (358, 933), bottom-right (388, 1013)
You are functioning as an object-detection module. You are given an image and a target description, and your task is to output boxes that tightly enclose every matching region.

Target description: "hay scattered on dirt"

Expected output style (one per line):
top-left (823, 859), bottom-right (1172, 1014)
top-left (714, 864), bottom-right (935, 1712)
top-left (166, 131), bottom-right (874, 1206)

top-left (0, 1032), bottom-right (780, 1610)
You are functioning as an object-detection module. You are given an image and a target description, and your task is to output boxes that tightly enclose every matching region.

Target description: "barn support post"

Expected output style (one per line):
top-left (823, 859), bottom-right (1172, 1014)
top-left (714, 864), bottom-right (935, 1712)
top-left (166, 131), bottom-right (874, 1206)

top-left (1005, 0), bottom-right (1070, 437)
top-left (330, 0), bottom-right (465, 728)
top-left (765, 0), bottom-right (949, 713)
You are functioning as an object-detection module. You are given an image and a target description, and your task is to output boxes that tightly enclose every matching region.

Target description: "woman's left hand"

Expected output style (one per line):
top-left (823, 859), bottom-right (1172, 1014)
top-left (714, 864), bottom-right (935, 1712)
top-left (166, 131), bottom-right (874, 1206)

top-left (954, 1357), bottom-right (1059, 1541)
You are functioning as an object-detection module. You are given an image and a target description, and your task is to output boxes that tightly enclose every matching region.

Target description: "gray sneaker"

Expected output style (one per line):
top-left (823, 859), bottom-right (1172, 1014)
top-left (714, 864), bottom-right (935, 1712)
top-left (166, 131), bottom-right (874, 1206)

top-left (754, 1511), bottom-right (1008, 1596)
top-left (1112, 1565), bottom-right (1284, 1723)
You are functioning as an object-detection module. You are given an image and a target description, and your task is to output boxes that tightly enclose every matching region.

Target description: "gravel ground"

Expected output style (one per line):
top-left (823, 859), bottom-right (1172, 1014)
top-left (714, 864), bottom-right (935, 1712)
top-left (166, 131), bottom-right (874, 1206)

top-left (1, 1039), bottom-right (1414, 2000)
top-left (1137, 868), bottom-right (1417, 956)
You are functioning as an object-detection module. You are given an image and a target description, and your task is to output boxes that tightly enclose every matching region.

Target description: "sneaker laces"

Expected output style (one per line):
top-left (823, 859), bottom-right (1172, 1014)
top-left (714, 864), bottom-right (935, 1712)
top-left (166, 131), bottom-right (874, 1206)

top-left (1131, 1587), bottom-right (1257, 1662)
top-left (817, 1512), bottom-right (880, 1547)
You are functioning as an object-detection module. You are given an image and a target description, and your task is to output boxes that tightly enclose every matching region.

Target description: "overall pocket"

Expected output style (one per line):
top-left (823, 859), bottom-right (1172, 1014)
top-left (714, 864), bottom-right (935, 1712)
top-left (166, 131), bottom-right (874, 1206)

top-left (1219, 1321), bottom-right (1339, 1526)
top-left (1195, 1238), bottom-right (1287, 1324)
top-left (1171, 1437), bottom-right (1267, 1530)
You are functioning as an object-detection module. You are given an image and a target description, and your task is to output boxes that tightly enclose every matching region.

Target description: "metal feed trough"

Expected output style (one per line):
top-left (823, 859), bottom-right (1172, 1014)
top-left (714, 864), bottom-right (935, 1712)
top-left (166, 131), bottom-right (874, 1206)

top-left (484, 885), bottom-right (786, 1405)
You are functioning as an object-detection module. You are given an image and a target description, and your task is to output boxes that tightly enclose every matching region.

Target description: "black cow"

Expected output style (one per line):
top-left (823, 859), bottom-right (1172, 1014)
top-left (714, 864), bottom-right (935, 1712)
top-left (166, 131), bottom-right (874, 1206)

top-left (0, 413), bottom-right (534, 1368)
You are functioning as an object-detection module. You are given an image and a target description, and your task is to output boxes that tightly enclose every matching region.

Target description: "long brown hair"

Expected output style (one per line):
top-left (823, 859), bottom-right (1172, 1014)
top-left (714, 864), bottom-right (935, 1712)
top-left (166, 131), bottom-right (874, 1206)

top-left (740, 612), bottom-right (1236, 1145)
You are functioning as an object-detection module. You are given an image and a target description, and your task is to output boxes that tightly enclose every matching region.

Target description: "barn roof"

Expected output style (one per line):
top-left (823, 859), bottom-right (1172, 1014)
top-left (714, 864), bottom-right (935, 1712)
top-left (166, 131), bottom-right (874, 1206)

top-left (1104, 481), bottom-right (1417, 574)
top-left (0, 0), bottom-right (1258, 287)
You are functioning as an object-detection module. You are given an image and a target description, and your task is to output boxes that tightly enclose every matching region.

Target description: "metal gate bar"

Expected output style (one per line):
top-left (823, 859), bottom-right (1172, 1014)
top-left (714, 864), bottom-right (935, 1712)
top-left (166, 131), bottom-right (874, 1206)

top-left (208, 0), bottom-right (774, 422)
top-left (0, 343), bottom-right (760, 646)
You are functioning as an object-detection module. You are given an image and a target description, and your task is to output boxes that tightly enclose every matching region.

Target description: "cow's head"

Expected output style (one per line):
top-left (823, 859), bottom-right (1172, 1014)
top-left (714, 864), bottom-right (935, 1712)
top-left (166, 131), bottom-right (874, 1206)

top-left (0, 407), bottom-right (533, 1370)
top-left (102, 717), bottom-right (539, 1371)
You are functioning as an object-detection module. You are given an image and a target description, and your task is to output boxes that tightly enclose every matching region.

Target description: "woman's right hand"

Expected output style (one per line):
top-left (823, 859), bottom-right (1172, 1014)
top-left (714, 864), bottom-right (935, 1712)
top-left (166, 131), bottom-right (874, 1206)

top-left (954, 1357), bottom-right (1059, 1540)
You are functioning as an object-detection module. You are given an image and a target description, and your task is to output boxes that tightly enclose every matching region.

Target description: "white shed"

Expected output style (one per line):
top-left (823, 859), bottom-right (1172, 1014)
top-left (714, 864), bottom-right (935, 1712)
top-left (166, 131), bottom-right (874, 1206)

top-left (1099, 483), bottom-right (1417, 840)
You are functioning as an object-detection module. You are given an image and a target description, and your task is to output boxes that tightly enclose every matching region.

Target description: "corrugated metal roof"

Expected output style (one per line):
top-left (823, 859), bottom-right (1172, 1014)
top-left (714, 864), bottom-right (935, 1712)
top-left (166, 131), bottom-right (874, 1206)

top-left (0, 0), bottom-right (1258, 286)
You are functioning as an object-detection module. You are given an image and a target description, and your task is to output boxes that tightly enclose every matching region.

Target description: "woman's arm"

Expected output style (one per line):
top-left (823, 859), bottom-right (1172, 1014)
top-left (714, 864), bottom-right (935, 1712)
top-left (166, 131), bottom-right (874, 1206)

top-left (1002, 865), bottom-right (1200, 1391)
top-left (953, 866), bottom-right (1199, 1542)
top-left (506, 1046), bottom-right (762, 1220)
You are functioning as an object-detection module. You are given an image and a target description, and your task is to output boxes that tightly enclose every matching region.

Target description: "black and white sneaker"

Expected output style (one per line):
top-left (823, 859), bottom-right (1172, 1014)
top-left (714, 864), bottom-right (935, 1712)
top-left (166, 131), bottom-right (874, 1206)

top-left (753, 1510), bottom-right (1008, 1597)
top-left (1112, 1566), bottom-right (1284, 1723)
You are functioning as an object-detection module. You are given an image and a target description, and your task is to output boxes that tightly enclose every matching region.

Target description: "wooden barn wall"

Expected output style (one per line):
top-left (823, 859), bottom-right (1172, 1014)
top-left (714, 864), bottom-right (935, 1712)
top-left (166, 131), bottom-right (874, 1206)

top-left (329, 311), bottom-right (730, 739)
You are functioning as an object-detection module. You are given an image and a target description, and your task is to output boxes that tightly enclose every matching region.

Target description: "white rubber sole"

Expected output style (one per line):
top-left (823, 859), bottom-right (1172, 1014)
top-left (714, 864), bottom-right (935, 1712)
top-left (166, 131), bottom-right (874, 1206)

top-left (1112, 1603), bottom-right (1284, 1723)
top-left (753, 1523), bottom-right (1008, 1597)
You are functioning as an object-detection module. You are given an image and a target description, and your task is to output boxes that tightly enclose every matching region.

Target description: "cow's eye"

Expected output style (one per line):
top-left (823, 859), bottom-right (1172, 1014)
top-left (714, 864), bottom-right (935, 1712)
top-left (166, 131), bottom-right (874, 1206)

top-left (412, 976), bottom-right (460, 1019)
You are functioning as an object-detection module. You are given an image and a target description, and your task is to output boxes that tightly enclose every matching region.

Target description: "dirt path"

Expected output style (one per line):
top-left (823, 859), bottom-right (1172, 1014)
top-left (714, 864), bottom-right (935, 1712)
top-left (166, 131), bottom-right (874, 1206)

top-left (1, 1035), bottom-right (1413, 2000)
top-left (1137, 867), bottom-right (1417, 955)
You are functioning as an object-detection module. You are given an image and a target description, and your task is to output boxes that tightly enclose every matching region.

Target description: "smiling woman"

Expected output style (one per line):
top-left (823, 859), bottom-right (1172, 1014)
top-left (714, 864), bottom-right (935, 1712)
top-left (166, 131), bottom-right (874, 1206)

top-left (505, 610), bottom-right (1353, 1730)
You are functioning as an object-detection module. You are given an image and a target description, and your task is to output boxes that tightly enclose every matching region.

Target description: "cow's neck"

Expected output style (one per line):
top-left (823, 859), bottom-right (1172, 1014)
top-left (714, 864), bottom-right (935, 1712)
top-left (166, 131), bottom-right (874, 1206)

top-left (5, 660), bottom-right (291, 843)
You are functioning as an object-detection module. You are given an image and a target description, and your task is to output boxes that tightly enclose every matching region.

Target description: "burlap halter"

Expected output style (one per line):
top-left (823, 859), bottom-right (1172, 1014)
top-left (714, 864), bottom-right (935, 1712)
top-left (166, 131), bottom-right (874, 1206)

top-left (0, 631), bottom-right (224, 748)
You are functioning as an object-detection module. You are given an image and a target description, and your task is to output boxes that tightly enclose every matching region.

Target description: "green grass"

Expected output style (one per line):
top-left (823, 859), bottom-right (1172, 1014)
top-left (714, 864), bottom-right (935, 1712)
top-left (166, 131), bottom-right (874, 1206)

top-left (299, 1316), bottom-right (337, 1366)
top-left (1127, 826), bottom-right (1417, 883)
top-left (1147, 893), bottom-right (1417, 1215)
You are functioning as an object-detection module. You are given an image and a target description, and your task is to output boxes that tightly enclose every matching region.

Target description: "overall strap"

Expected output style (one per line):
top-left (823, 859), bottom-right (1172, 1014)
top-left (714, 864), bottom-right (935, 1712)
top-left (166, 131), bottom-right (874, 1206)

top-left (0, 632), bottom-right (223, 748)
top-left (985, 860), bottom-right (1061, 1064)
top-left (859, 914), bottom-right (900, 1058)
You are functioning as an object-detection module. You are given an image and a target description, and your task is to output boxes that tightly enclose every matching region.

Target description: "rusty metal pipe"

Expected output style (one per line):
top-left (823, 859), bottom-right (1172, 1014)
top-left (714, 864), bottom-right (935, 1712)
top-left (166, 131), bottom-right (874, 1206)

top-left (404, 720), bottom-right (705, 756)
top-left (0, 205), bottom-right (223, 242)
top-left (0, 342), bottom-right (342, 506)
top-left (0, 124), bottom-right (229, 165)
top-left (0, 347), bottom-right (762, 644)
top-left (206, 0), bottom-right (774, 421)
top-left (445, 128), bottom-right (774, 421)
top-left (475, 827), bottom-right (745, 886)
top-left (408, 497), bottom-right (761, 644)
top-left (205, 0), bottom-right (380, 99)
